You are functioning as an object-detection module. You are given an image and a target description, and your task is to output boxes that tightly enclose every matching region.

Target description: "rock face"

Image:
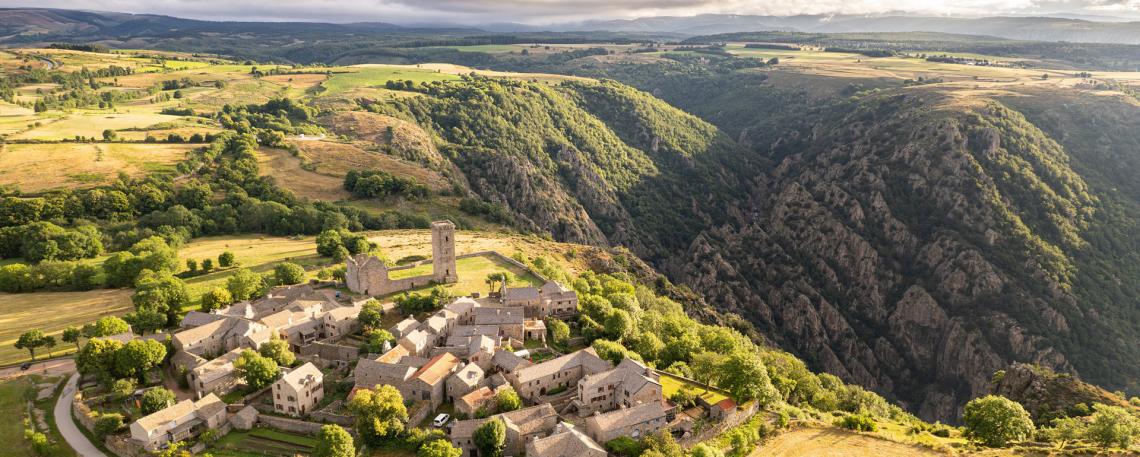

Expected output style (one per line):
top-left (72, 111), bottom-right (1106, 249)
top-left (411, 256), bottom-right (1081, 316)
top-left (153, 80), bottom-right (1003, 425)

top-left (988, 362), bottom-right (1130, 422)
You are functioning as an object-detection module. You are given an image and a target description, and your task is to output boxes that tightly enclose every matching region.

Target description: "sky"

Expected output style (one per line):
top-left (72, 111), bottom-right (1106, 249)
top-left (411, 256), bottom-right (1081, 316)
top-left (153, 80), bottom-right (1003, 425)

top-left (9, 0), bottom-right (1140, 26)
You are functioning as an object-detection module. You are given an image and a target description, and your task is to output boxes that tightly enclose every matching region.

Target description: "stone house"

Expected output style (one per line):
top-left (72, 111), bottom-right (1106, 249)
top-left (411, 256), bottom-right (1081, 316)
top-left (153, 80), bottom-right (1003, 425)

top-left (456, 386), bottom-right (497, 417)
top-left (399, 328), bottom-right (432, 356)
top-left (186, 348), bottom-right (243, 397)
top-left (539, 281), bottom-right (578, 317)
top-left (473, 309), bottom-right (525, 341)
top-left (448, 297), bottom-right (479, 324)
top-left (402, 353), bottom-right (462, 410)
top-left (492, 349), bottom-right (532, 376)
top-left (390, 317), bottom-right (420, 339)
top-left (710, 398), bottom-right (737, 421)
top-left (524, 320), bottom-right (547, 341)
top-left (451, 404), bottom-right (559, 457)
top-left (570, 358), bottom-right (662, 416)
top-left (584, 402), bottom-right (668, 445)
top-left (433, 334), bottom-right (497, 372)
top-left (526, 423), bottom-right (605, 457)
top-left (322, 306), bottom-right (360, 338)
top-left (502, 287), bottom-right (541, 317)
top-left (129, 394), bottom-right (226, 450)
top-left (273, 362), bottom-right (324, 416)
top-left (509, 348), bottom-right (611, 401)
top-left (447, 362), bottom-right (485, 403)
top-left (354, 358), bottom-right (418, 390)
top-left (172, 315), bottom-right (271, 357)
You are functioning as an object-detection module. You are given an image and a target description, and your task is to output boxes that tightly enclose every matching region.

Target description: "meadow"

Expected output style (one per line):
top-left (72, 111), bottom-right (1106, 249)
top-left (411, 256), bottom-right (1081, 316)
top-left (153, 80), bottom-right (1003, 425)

top-left (11, 113), bottom-right (185, 140)
top-left (0, 289), bottom-right (134, 366)
top-left (320, 66), bottom-right (460, 96)
top-left (254, 146), bottom-right (352, 201)
top-left (290, 140), bottom-right (449, 189)
top-left (0, 142), bottom-right (198, 193)
top-left (753, 425), bottom-right (943, 457)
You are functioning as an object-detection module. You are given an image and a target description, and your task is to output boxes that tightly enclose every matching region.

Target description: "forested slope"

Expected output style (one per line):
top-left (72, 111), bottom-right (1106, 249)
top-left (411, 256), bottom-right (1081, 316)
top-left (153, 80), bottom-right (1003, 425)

top-left (367, 69), bottom-right (1140, 425)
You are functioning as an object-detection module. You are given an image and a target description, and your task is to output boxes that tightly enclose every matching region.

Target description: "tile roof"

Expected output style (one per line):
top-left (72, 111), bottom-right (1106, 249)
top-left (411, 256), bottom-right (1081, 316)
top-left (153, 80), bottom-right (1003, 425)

top-left (502, 404), bottom-right (558, 435)
top-left (515, 348), bottom-right (610, 384)
top-left (492, 350), bottom-right (531, 373)
top-left (451, 325), bottom-right (500, 338)
top-left (715, 398), bottom-right (737, 411)
top-left (587, 402), bottom-right (666, 432)
top-left (409, 353), bottom-right (461, 385)
top-left (171, 351), bottom-right (205, 371)
top-left (354, 359), bottom-right (416, 387)
top-left (191, 348), bottom-right (242, 384)
top-left (503, 287), bottom-right (540, 301)
top-left (459, 387), bottom-right (495, 408)
top-left (474, 314), bottom-right (525, 325)
top-left (375, 345), bottom-right (410, 364)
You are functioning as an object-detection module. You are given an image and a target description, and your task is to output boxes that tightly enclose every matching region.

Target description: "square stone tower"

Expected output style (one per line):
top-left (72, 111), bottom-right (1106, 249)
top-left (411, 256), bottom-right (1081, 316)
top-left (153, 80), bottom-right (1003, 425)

top-left (432, 220), bottom-right (458, 283)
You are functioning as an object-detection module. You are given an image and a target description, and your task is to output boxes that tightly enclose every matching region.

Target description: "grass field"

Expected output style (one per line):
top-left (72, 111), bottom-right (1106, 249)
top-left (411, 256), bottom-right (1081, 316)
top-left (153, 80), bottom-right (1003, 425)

top-left (659, 372), bottom-right (730, 405)
top-left (0, 375), bottom-right (77, 457)
top-left (290, 140), bottom-right (449, 190)
top-left (254, 146), bottom-right (352, 201)
top-left (177, 234), bottom-right (327, 309)
top-left (0, 289), bottom-right (134, 367)
top-left (321, 67), bottom-right (460, 96)
top-left (0, 142), bottom-right (198, 193)
top-left (752, 425), bottom-right (943, 457)
top-left (212, 427), bottom-right (317, 456)
top-left (11, 113), bottom-right (185, 140)
top-left (387, 254), bottom-right (543, 294)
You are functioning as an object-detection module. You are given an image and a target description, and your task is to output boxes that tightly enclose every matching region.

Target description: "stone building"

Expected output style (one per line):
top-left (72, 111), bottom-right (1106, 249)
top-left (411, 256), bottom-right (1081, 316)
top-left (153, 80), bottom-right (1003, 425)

top-left (346, 220), bottom-right (457, 295)
top-left (526, 423), bottom-right (605, 457)
top-left (508, 348), bottom-right (611, 401)
top-left (273, 362), bottom-right (324, 416)
top-left (568, 358), bottom-right (662, 416)
top-left (130, 394), bottom-right (226, 450)
top-left (584, 402), bottom-right (668, 445)
top-left (447, 362), bottom-right (485, 403)
top-left (186, 348), bottom-right (243, 397)
top-left (451, 404), bottom-right (559, 457)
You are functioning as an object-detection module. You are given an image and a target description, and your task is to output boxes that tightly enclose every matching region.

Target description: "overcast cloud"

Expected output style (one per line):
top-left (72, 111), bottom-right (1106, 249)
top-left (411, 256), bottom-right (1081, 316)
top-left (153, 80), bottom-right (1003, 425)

top-left (6, 0), bottom-right (1140, 26)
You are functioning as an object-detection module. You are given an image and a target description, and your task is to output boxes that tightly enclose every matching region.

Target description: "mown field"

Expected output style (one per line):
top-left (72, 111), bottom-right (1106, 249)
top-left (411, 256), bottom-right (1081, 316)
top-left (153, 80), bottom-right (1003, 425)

top-left (0, 289), bottom-right (134, 366)
top-left (11, 113), bottom-right (185, 140)
top-left (0, 142), bottom-right (198, 193)
top-left (752, 425), bottom-right (943, 457)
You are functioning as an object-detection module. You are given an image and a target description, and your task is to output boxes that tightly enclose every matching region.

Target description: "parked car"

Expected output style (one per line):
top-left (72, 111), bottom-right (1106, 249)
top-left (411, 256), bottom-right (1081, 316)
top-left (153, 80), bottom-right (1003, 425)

top-left (433, 413), bottom-right (451, 427)
top-left (20, 362), bottom-right (31, 371)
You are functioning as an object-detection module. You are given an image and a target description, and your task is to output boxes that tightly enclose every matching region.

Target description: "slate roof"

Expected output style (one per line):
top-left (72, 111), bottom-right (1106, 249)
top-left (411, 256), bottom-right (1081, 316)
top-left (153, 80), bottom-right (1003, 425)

top-left (586, 402), bottom-right (666, 433)
top-left (171, 351), bottom-right (205, 371)
top-left (503, 287), bottom-right (540, 301)
top-left (354, 358), bottom-right (416, 387)
top-left (529, 424), bottom-right (604, 457)
top-left (281, 362), bottom-right (322, 391)
top-left (515, 348), bottom-right (609, 384)
top-left (502, 403), bottom-right (558, 435)
top-left (193, 393), bottom-right (226, 420)
top-left (191, 348), bottom-right (242, 384)
top-left (391, 317), bottom-right (420, 335)
top-left (173, 319), bottom-right (227, 347)
top-left (459, 387), bottom-right (496, 408)
top-left (492, 350), bottom-right (531, 373)
top-left (451, 325), bottom-right (500, 338)
top-left (474, 314), bottom-right (525, 326)
top-left (181, 311), bottom-right (226, 329)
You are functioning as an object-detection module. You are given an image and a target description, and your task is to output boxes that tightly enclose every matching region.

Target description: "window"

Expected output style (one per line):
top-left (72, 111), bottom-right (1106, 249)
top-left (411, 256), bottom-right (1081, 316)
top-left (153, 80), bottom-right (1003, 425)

top-left (276, 394), bottom-right (280, 400)
top-left (277, 404), bottom-right (283, 410)
top-left (289, 407), bottom-right (295, 412)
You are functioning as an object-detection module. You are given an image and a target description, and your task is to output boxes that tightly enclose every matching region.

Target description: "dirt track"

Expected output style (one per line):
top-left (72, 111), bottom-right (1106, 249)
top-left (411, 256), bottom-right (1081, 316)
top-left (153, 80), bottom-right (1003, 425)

top-left (752, 426), bottom-right (941, 457)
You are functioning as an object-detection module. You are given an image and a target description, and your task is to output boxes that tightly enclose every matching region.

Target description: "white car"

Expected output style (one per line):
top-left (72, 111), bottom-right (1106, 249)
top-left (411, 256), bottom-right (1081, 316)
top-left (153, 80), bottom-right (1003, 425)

top-left (433, 413), bottom-right (451, 427)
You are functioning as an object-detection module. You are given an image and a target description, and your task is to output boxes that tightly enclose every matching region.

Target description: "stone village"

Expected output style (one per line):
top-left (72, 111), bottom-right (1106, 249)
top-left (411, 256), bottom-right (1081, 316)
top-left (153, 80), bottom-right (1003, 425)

top-left (69, 221), bottom-right (755, 457)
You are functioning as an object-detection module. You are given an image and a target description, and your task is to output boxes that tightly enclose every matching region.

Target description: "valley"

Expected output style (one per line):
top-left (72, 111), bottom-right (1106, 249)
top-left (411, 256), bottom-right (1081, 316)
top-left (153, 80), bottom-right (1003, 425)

top-left (3, 14), bottom-right (1140, 456)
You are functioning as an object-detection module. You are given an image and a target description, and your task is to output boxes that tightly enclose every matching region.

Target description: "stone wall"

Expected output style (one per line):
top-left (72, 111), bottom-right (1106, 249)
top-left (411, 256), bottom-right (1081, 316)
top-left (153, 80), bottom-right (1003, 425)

top-left (457, 251), bottom-right (549, 283)
top-left (104, 436), bottom-right (143, 457)
top-left (300, 341), bottom-right (359, 361)
top-left (258, 415), bottom-right (334, 435)
top-left (406, 399), bottom-right (431, 431)
top-left (73, 394), bottom-right (96, 433)
top-left (676, 400), bottom-right (760, 449)
top-left (311, 401), bottom-right (354, 427)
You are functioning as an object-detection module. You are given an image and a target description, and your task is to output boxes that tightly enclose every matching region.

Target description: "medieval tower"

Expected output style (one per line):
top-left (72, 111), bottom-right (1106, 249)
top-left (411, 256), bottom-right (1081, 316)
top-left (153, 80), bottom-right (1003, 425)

top-left (346, 220), bottom-right (458, 296)
top-left (432, 220), bottom-right (458, 283)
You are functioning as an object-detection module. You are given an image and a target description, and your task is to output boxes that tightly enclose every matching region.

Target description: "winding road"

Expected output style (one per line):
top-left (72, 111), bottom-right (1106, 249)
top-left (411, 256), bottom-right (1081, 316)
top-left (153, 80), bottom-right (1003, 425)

top-left (54, 373), bottom-right (107, 457)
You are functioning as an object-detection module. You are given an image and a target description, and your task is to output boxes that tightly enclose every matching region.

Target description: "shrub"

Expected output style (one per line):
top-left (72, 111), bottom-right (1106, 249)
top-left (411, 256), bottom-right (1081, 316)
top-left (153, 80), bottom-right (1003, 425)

top-left (834, 414), bottom-right (878, 432)
top-left (94, 414), bottom-right (123, 441)
top-left (274, 262), bottom-right (306, 285)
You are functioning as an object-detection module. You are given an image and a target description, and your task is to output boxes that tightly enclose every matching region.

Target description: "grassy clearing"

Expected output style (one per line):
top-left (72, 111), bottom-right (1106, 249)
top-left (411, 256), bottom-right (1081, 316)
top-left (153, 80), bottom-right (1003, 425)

top-left (0, 289), bottom-right (134, 367)
top-left (0, 143), bottom-right (197, 193)
top-left (752, 424), bottom-right (942, 457)
top-left (177, 234), bottom-right (326, 309)
top-left (11, 113), bottom-right (185, 140)
top-left (290, 140), bottom-right (449, 190)
top-left (374, 252), bottom-right (544, 302)
top-left (659, 373), bottom-right (729, 405)
top-left (0, 377), bottom-right (32, 457)
top-left (254, 146), bottom-right (352, 201)
top-left (321, 67), bottom-right (459, 96)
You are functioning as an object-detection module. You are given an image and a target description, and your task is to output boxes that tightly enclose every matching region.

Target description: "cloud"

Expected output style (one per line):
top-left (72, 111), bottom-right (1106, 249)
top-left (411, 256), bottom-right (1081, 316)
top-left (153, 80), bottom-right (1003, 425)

top-left (7, 0), bottom-right (1137, 25)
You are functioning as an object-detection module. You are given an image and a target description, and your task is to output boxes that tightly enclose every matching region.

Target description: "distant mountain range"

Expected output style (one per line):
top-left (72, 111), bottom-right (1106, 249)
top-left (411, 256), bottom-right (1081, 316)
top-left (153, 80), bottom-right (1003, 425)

top-left (6, 8), bottom-right (1140, 46)
top-left (571, 13), bottom-right (1140, 44)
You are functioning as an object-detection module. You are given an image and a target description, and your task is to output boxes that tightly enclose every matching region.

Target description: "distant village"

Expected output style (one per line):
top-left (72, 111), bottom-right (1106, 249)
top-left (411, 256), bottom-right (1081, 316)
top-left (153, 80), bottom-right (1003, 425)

top-left (75, 221), bottom-right (744, 457)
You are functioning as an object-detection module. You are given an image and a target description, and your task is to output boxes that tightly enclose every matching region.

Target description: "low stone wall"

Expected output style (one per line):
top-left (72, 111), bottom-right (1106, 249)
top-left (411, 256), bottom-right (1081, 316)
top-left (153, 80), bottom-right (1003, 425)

top-left (406, 399), bottom-right (431, 430)
top-left (73, 393), bottom-right (96, 433)
top-left (258, 415), bottom-right (331, 435)
top-left (676, 400), bottom-right (760, 449)
top-left (104, 436), bottom-right (143, 457)
top-left (311, 401), bottom-right (354, 427)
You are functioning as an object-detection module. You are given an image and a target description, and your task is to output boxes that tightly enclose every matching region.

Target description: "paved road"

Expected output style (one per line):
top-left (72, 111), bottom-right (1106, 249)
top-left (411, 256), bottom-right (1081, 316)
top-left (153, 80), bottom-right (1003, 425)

top-left (0, 358), bottom-right (75, 380)
top-left (55, 373), bottom-right (107, 457)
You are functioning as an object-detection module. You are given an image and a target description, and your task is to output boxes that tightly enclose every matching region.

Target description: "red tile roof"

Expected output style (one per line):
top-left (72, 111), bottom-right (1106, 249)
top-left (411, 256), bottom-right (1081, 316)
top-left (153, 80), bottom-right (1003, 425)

top-left (409, 353), bottom-right (461, 385)
top-left (716, 398), bottom-right (737, 411)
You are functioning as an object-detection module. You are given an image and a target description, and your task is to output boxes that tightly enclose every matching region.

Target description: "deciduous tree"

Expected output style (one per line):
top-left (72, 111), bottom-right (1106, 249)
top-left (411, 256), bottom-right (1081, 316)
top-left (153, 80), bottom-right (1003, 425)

top-left (14, 330), bottom-right (46, 361)
top-left (234, 349), bottom-right (280, 390)
top-left (259, 333), bottom-right (295, 367)
top-left (274, 262), bottom-right (305, 285)
top-left (473, 418), bottom-right (506, 457)
top-left (347, 384), bottom-right (408, 445)
top-left (141, 388), bottom-right (176, 415)
top-left (62, 326), bottom-right (82, 350)
top-left (313, 424), bottom-right (355, 457)
top-left (962, 395), bottom-right (1034, 447)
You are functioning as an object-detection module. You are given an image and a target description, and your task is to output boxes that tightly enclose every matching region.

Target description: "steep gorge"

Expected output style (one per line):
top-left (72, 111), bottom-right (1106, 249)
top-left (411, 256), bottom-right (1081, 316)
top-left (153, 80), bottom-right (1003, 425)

top-left (366, 74), bottom-right (1140, 424)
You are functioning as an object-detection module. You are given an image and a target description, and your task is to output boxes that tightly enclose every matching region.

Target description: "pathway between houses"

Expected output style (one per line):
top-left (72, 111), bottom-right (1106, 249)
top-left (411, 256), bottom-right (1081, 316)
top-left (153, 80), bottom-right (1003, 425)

top-left (55, 373), bottom-right (108, 457)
